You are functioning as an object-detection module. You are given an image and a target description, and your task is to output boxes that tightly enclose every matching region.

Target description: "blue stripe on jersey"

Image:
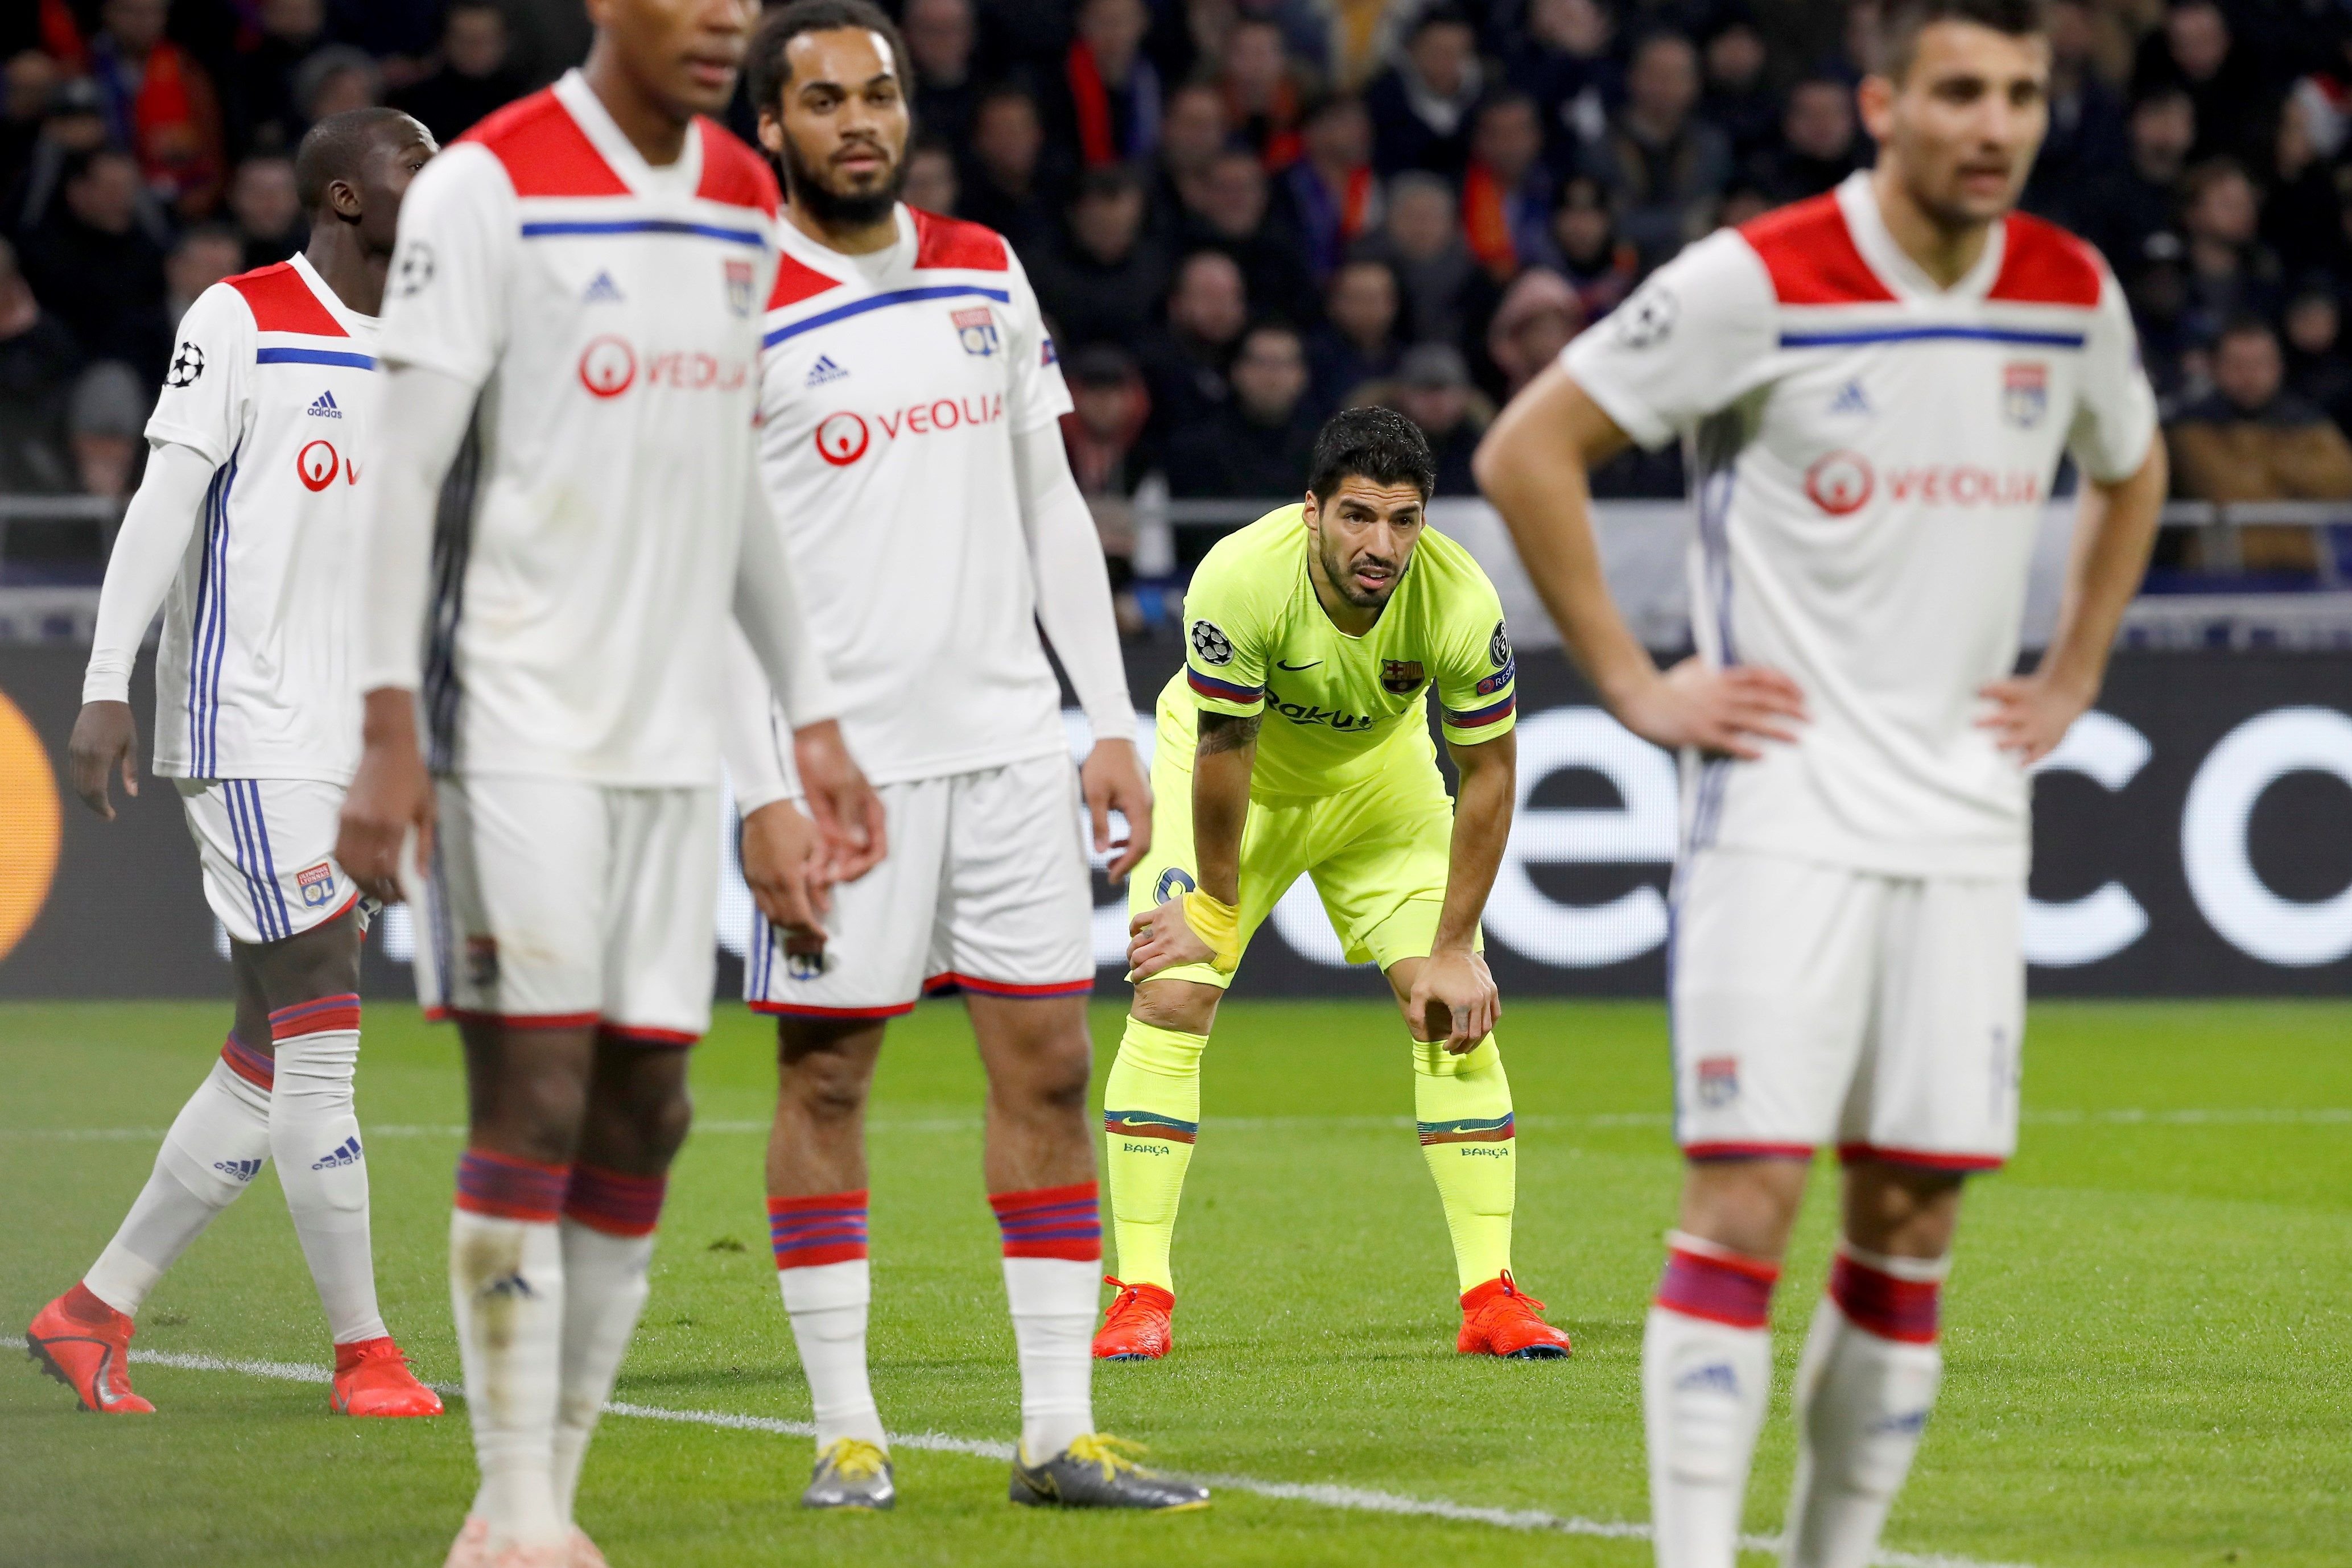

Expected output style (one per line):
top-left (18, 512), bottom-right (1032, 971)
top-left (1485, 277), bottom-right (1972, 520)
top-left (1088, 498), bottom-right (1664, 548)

top-left (1778, 325), bottom-right (2086, 349)
top-left (764, 284), bottom-right (1014, 348)
top-left (242, 781), bottom-right (294, 938)
top-left (254, 346), bottom-right (378, 370)
top-left (519, 218), bottom-right (766, 246)
top-left (186, 461), bottom-right (227, 774)
top-left (222, 781), bottom-right (280, 942)
top-left (190, 443), bottom-right (241, 775)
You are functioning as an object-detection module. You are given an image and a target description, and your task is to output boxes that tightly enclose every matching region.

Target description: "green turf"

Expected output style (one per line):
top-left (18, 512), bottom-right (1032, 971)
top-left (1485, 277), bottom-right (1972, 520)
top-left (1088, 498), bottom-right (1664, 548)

top-left (1, 998), bottom-right (2346, 1567)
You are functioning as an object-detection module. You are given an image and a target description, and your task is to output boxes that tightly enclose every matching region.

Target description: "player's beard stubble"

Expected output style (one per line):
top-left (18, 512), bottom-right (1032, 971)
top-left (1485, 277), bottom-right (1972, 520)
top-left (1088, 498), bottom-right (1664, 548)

top-left (784, 134), bottom-right (904, 229)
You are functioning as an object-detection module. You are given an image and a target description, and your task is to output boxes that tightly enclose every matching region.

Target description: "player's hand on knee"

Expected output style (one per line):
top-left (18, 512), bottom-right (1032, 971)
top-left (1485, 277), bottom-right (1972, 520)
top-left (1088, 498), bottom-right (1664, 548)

top-left (1975, 670), bottom-right (2091, 766)
top-left (1082, 738), bottom-right (1152, 884)
top-left (1619, 657), bottom-right (1808, 760)
top-left (742, 799), bottom-right (831, 938)
top-left (1128, 900), bottom-right (1212, 979)
top-left (793, 720), bottom-right (888, 885)
top-left (338, 692), bottom-right (435, 905)
top-left (1410, 949), bottom-right (1500, 1054)
top-left (67, 700), bottom-right (138, 819)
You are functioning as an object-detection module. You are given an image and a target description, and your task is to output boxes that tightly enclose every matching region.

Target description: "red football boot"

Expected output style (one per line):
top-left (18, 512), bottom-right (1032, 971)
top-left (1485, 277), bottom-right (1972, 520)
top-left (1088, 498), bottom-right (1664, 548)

top-left (1091, 1277), bottom-right (1175, 1361)
top-left (331, 1336), bottom-right (444, 1417)
top-left (1458, 1271), bottom-right (1574, 1359)
top-left (26, 1283), bottom-right (154, 1412)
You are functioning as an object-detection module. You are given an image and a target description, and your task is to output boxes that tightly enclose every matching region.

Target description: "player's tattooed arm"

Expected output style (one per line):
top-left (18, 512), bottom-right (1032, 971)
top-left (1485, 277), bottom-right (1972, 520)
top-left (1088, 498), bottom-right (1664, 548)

top-left (1404, 731), bottom-right (1515, 1053)
top-left (1128, 709), bottom-right (1256, 979)
top-left (1195, 711), bottom-right (1261, 754)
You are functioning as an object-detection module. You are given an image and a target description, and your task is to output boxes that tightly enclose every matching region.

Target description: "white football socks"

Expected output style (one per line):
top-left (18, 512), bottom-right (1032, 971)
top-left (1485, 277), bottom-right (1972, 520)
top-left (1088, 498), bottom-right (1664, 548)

top-left (779, 1258), bottom-right (887, 1450)
top-left (450, 1194), bottom-right (567, 1548)
top-left (551, 1214), bottom-right (657, 1525)
top-left (84, 1046), bottom-right (273, 1315)
top-left (267, 1000), bottom-right (386, 1344)
top-left (1783, 1247), bottom-right (1949, 1568)
top-left (1644, 1231), bottom-right (1782, 1568)
top-left (1001, 1257), bottom-right (1099, 1462)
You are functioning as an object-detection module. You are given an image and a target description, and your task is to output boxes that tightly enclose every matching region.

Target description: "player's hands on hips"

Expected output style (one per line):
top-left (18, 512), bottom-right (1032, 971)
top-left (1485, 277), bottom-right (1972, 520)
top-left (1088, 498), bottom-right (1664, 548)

top-left (1616, 656), bottom-right (1806, 760)
top-left (337, 689), bottom-right (435, 905)
top-left (1128, 897), bottom-right (1214, 979)
top-left (1408, 948), bottom-right (1501, 1055)
top-left (67, 700), bottom-right (139, 819)
top-left (740, 799), bottom-right (832, 943)
top-left (1976, 668), bottom-right (2093, 766)
top-left (793, 720), bottom-right (888, 885)
top-left (1082, 738), bottom-right (1152, 884)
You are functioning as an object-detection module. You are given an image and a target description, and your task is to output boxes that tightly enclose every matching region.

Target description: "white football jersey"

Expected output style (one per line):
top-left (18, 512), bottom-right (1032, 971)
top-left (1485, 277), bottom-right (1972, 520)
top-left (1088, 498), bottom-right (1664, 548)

top-left (1563, 172), bottom-right (2157, 878)
top-left (146, 253), bottom-right (376, 783)
top-left (376, 71), bottom-right (780, 785)
top-left (753, 204), bottom-right (1074, 786)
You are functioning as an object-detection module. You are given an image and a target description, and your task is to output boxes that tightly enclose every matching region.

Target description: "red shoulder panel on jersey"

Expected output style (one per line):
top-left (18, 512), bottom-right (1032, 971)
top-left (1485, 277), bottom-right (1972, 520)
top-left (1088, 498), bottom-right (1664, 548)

top-left (693, 119), bottom-right (780, 217)
top-left (225, 262), bottom-right (345, 336)
top-left (768, 251), bottom-right (843, 310)
top-left (1987, 211), bottom-right (2103, 307)
top-left (459, 88), bottom-right (630, 197)
top-left (1739, 193), bottom-right (1896, 305)
top-left (911, 207), bottom-right (1009, 271)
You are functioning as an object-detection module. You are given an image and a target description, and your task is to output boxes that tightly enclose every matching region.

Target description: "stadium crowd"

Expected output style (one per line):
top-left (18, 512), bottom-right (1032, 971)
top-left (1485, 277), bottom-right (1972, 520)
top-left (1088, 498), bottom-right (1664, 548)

top-left (3, 0), bottom-right (2350, 593)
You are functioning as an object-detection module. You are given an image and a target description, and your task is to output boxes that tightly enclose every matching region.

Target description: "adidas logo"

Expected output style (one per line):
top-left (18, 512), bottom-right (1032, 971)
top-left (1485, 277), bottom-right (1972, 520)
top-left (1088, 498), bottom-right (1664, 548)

top-left (213, 1157), bottom-right (264, 1182)
top-left (308, 390), bottom-right (342, 419)
top-left (311, 1136), bottom-right (364, 1170)
top-left (1829, 379), bottom-right (1871, 416)
top-left (806, 354), bottom-right (849, 386)
top-left (1674, 1361), bottom-right (1741, 1396)
top-left (583, 271), bottom-right (625, 304)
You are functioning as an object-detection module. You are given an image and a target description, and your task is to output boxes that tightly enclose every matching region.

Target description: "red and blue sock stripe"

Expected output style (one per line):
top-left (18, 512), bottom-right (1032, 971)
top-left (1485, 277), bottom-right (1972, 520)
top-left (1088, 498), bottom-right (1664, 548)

top-left (456, 1147), bottom-right (570, 1223)
top-left (218, 1031), bottom-right (274, 1090)
top-left (768, 1190), bottom-right (868, 1269)
top-left (1655, 1241), bottom-right (1780, 1330)
top-left (269, 993), bottom-right (361, 1041)
top-left (1830, 1251), bottom-right (1941, 1344)
top-left (989, 1181), bottom-right (1101, 1261)
top-left (563, 1163), bottom-right (668, 1237)
top-left (1103, 1108), bottom-right (1198, 1145)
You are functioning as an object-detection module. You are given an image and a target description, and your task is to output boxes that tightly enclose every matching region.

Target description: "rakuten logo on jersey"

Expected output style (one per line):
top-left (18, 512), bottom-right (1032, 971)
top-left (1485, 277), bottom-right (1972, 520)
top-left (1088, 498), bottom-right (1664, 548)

top-left (1804, 450), bottom-right (2042, 514)
top-left (812, 393), bottom-right (1005, 466)
top-left (576, 337), bottom-right (749, 400)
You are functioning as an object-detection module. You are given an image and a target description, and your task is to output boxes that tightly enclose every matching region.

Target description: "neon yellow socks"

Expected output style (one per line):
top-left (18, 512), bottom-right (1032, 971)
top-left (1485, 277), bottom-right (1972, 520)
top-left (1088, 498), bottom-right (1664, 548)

top-left (1100, 1018), bottom-right (1206, 1291)
top-left (1414, 1034), bottom-right (1516, 1293)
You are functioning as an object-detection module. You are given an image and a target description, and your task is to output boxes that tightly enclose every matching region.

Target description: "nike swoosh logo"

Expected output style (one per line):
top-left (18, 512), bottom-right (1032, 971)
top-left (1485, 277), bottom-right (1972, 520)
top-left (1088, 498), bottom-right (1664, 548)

top-left (1276, 659), bottom-right (1321, 671)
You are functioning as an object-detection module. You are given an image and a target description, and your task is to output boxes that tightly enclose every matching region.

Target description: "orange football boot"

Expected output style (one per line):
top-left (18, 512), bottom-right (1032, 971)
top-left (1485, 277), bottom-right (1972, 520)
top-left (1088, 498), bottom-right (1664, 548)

top-left (331, 1336), bottom-right (444, 1416)
top-left (1458, 1271), bottom-right (1573, 1359)
top-left (26, 1282), bottom-right (154, 1412)
top-left (1091, 1277), bottom-right (1174, 1361)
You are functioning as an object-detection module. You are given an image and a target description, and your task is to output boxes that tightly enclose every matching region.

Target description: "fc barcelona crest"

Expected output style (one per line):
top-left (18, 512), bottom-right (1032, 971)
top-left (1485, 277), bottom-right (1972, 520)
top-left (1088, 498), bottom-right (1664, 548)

top-left (952, 306), bottom-right (1000, 356)
top-left (2002, 361), bottom-right (2046, 428)
top-left (1381, 659), bottom-right (1425, 695)
top-left (724, 258), bottom-right (754, 317)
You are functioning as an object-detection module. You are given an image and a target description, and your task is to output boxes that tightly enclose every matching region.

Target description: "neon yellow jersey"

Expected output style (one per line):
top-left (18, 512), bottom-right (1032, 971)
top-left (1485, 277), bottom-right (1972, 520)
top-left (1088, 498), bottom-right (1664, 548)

top-left (1171, 504), bottom-right (1517, 797)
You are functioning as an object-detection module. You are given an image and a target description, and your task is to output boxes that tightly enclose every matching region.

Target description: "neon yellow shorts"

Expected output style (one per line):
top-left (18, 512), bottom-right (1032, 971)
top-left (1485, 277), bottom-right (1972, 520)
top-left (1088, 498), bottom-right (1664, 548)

top-left (1128, 691), bottom-right (1475, 990)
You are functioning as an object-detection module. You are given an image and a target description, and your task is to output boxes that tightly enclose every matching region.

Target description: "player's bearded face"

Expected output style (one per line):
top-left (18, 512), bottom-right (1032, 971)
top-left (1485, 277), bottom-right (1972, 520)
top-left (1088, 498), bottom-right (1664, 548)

top-left (1311, 484), bottom-right (1426, 610)
top-left (770, 29), bottom-right (910, 228)
top-left (1870, 22), bottom-right (2049, 229)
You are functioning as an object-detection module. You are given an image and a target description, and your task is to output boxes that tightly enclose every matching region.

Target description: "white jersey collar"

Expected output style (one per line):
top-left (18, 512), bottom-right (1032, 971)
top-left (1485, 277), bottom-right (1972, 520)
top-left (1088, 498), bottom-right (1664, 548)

top-left (552, 67), bottom-right (704, 198)
top-left (1834, 168), bottom-right (2006, 304)
top-left (286, 250), bottom-right (378, 339)
top-left (774, 201), bottom-right (915, 289)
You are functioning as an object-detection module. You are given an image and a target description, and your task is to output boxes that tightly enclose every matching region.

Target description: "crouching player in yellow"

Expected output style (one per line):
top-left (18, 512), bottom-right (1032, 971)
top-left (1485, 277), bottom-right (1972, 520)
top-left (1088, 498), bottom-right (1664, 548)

top-left (1094, 406), bottom-right (1572, 1362)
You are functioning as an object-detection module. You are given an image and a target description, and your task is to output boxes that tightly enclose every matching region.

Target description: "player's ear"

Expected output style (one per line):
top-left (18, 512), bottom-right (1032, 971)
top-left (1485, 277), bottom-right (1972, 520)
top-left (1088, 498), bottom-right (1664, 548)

top-left (1856, 72), bottom-right (1896, 144)
top-left (758, 112), bottom-right (786, 158)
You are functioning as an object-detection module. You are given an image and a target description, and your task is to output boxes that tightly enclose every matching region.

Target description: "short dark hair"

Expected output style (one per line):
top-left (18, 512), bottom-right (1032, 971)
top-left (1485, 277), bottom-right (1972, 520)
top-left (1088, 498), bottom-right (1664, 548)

top-left (293, 107), bottom-right (417, 212)
top-left (2215, 312), bottom-right (2277, 348)
top-left (748, 0), bottom-right (910, 117)
top-left (1307, 406), bottom-right (1437, 504)
top-left (1877, 0), bottom-right (2048, 80)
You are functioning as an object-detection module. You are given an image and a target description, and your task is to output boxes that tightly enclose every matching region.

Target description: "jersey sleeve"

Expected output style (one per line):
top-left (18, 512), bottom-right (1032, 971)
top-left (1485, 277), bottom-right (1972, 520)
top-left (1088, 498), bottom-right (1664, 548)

top-left (376, 142), bottom-right (516, 389)
top-left (1433, 556), bottom-right (1518, 747)
top-left (2065, 260), bottom-right (2159, 484)
top-left (1559, 228), bottom-right (1778, 451)
top-left (1180, 540), bottom-right (1272, 719)
top-left (1001, 248), bottom-right (1074, 435)
top-left (143, 283), bottom-right (252, 467)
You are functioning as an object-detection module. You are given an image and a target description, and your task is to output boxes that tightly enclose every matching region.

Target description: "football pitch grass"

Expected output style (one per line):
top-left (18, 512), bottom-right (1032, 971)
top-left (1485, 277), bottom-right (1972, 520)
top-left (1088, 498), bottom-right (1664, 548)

top-left (1, 998), bottom-right (2346, 1568)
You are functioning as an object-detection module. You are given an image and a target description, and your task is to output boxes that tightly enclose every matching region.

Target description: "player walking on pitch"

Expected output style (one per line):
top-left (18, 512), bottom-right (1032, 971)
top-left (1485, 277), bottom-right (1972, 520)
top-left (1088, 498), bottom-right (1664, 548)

top-left (724, 2), bottom-right (1205, 1512)
top-left (333, 2), bottom-right (882, 1562)
top-left (28, 109), bottom-right (443, 1423)
top-left (1106, 407), bottom-right (1573, 1364)
top-left (1475, 3), bottom-right (2164, 1562)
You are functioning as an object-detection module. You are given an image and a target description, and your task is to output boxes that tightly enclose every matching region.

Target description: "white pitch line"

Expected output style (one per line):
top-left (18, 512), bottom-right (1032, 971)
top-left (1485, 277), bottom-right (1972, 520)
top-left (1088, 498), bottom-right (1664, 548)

top-left (5, 1338), bottom-right (2033, 1568)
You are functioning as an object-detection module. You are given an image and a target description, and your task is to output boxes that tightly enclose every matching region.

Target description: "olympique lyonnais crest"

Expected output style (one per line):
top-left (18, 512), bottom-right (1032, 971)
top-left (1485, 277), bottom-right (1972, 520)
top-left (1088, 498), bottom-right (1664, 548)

top-left (952, 306), bottom-right (1000, 356)
top-left (2003, 361), bottom-right (2048, 428)
top-left (296, 863), bottom-right (336, 909)
top-left (1381, 659), bottom-right (1425, 695)
top-left (724, 258), bottom-right (754, 317)
top-left (1697, 1055), bottom-right (1739, 1107)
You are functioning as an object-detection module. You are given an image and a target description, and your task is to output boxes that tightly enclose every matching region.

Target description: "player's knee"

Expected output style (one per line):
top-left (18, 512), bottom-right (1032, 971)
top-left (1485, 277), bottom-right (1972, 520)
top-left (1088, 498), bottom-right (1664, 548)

top-left (785, 1051), bottom-right (872, 1124)
top-left (1842, 1160), bottom-right (1965, 1258)
top-left (1130, 980), bottom-right (1218, 1036)
top-left (1678, 1158), bottom-right (1809, 1260)
top-left (1024, 1034), bottom-right (1094, 1117)
top-left (492, 1075), bottom-right (591, 1166)
top-left (629, 1082), bottom-right (694, 1167)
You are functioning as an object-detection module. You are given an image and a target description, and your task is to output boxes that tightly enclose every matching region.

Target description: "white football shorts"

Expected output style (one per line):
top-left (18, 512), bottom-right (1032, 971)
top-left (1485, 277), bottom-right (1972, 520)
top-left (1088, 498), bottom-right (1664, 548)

top-left (746, 751), bottom-right (1096, 1018)
top-left (176, 778), bottom-right (360, 947)
top-left (415, 777), bottom-right (719, 1043)
top-left (1668, 847), bottom-right (2024, 1172)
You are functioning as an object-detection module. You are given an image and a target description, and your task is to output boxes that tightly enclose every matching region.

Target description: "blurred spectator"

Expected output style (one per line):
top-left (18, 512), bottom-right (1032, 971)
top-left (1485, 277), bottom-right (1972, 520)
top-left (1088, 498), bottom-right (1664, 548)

top-left (905, 0), bottom-right (981, 147)
top-left (1365, 7), bottom-right (1482, 180)
top-left (1138, 249), bottom-right (1248, 448)
top-left (1033, 165), bottom-right (1170, 349)
top-left (1277, 93), bottom-right (1380, 280)
top-left (2, 50), bottom-right (62, 183)
top-left (2283, 286), bottom-right (2352, 433)
top-left (1148, 80), bottom-right (1229, 240)
top-left (2180, 159), bottom-right (2283, 343)
top-left (2168, 316), bottom-right (2352, 573)
top-left (2026, 0), bottom-right (2128, 220)
top-left (1356, 170), bottom-right (1492, 350)
top-left (294, 46), bottom-right (383, 126)
top-left (89, 0), bottom-right (226, 218)
top-left (1167, 319), bottom-right (1318, 498)
top-left (391, 1), bottom-right (526, 144)
top-left (959, 86), bottom-right (1055, 257)
top-left (2075, 88), bottom-right (2194, 283)
top-left (1582, 31), bottom-right (1733, 266)
top-left (68, 359), bottom-right (148, 501)
top-left (1509, 0), bottom-right (1616, 173)
top-left (9, 75), bottom-right (112, 235)
top-left (18, 147), bottom-right (169, 380)
top-left (1486, 266), bottom-right (1582, 397)
top-left (1718, 181), bottom-right (1773, 230)
top-left (1461, 92), bottom-right (1551, 280)
top-left (225, 0), bottom-right (328, 156)
top-left (228, 152), bottom-right (303, 268)
top-left (165, 223), bottom-right (242, 327)
top-left (1748, 78), bottom-right (1860, 206)
top-left (1377, 342), bottom-right (1487, 496)
top-left (1180, 146), bottom-right (1318, 323)
top-left (2130, 0), bottom-right (2273, 172)
top-left (1700, 16), bottom-right (1780, 169)
top-left (0, 235), bottom-right (84, 494)
top-left (502, 0), bottom-right (595, 90)
top-left (2258, 96), bottom-right (2343, 283)
top-left (1322, 0), bottom-right (1405, 93)
top-left (903, 137), bottom-right (959, 214)
top-left (1218, 17), bottom-right (1305, 168)
top-left (1061, 342), bottom-right (1152, 633)
top-left (1046, 0), bottom-right (1162, 171)
top-left (1306, 255), bottom-right (1403, 415)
